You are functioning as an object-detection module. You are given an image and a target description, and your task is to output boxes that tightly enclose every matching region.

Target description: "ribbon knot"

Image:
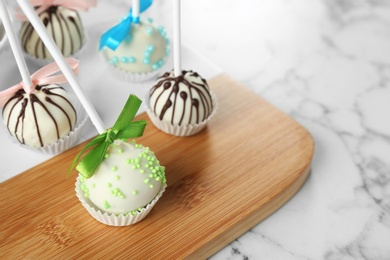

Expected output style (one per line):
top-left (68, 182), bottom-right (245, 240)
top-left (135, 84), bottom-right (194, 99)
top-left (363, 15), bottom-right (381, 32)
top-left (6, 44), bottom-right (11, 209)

top-left (105, 129), bottom-right (117, 143)
top-left (0, 58), bottom-right (79, 107)
top-left (69, 94), bottom-right (147, 178)
top-left (98, 0), bottom-right (153, 51)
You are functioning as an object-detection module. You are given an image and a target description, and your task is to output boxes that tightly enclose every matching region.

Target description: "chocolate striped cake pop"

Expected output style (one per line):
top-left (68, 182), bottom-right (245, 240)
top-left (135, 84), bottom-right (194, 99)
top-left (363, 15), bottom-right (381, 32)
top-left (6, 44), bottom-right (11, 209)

top-left (19, 6), bottom-right (84, 60)
top-left (149, 70), bottom-right (213, 126)
top-left (2, 84), bottom-right (77, 148)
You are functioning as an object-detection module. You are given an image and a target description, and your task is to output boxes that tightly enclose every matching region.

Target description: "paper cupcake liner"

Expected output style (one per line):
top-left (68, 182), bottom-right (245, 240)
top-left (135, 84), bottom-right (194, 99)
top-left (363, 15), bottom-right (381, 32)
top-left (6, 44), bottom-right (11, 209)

top-left (144, 91), bottom-right (218, 137)
top-left (99, 51), bottom-right (170, 83)
top-left (23, 33), bottom-right (89, 67)
top-left (75, 175), bottom-right (167, 226)
top-left (0, 88), bottom-right (88, 154)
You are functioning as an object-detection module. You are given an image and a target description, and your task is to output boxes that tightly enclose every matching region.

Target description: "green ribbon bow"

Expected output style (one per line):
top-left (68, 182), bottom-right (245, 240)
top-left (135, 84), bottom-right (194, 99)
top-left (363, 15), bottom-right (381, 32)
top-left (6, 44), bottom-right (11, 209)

top-left (69, 94), bottom-right (146, 178)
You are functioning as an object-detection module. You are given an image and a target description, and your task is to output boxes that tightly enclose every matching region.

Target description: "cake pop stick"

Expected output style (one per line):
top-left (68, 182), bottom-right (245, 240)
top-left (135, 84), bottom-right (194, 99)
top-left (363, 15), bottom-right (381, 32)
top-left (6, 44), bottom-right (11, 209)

top-left (173, 0), bottom-right (181, 77)
top-left (17, 0), bottom-right (105, 134)
top-left (0, 0), bottom-right (32, 90)
top-left (132, 0), bottom-right (140, 24)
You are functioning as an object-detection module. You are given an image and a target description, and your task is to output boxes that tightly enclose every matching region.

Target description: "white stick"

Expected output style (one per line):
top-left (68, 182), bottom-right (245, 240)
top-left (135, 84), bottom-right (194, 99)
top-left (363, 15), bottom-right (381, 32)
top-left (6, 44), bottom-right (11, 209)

top-left (132, 0), bottom-right (140, 23)
top-left (0, 0), bottom-right (32, 90)
top-left (173, 0), bottom-right (182, 77)
top-left (17, 0), bottom-right (106, 134)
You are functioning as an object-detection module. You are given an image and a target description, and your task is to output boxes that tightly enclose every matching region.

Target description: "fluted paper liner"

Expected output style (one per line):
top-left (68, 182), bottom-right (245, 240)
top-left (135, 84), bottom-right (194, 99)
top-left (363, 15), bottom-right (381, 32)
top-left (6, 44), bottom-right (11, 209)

top-left (75, 176), bottom-right (167, 226)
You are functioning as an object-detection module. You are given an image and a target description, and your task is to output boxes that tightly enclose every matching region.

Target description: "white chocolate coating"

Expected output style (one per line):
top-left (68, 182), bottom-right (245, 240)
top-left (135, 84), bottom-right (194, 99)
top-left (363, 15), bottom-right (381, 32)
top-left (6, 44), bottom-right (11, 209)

top-left (2, 84), bottom-right (77, 148)
top-left (19, 6), bottom-right (84, 59)
top-left (100, 19), bottom-right (170, 73)
top-left (149, 70), bottom-right (213, 126)
top-left (80, 140), bottom-right (166, 215)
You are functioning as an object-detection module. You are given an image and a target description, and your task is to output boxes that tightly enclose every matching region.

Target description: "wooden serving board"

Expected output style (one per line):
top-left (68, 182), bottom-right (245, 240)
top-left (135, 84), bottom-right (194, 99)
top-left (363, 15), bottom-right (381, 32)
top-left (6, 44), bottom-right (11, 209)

top-left (0, 75), bottom-right (314, 259)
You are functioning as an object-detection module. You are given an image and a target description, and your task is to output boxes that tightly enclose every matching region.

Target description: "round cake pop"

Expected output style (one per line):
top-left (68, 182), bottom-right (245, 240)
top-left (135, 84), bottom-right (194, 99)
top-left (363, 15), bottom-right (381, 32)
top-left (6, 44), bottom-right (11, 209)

top-left (100, 19), bottom-right (170, 75)
top-left (2, 84), bottom-right (77, 148)
top-left (79, 139), bottom-right (166, 215)
top-left (99, 0), bottom-right (170, 82)
top-left (149, 70), bottom-right (213, 126)
top-left (19, 6), bottom-right (85, 60)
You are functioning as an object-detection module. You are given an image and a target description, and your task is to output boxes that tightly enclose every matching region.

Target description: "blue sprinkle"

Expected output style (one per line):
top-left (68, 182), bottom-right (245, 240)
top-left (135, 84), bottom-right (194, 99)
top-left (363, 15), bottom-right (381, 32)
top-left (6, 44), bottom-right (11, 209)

top-left (147, 44), bottom-right (155, 52)
top-left (152, 63), bottom-right (160, 70)
top-left (145, 27), bottom-right (154, 36)
top-left (143, 58), bottom-right (150, 64)
top-left (109, 56), bottom-right (119, 64)
top-left (157, 59), bottom-right (164, 66)
top-left (165, 38), bottom-right (170, 45)
top-left (147, 17), bottom-right (153, 23)
top-left (144, 51), bottom-right (151, 58)
top-left (121, 57), bottom-right (129, 63)
top-left (128, 56), bottom-right (136, 63)
top-left (157, 26), bottom-right (164, 32)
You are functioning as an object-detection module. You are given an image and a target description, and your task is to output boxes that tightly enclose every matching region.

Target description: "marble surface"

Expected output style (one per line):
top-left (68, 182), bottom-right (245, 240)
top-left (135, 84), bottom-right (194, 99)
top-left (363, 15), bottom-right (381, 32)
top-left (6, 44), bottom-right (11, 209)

top-left (184, 0), bottom-right (390, 259)
top-left (1, 0), bottom-right (390, 259)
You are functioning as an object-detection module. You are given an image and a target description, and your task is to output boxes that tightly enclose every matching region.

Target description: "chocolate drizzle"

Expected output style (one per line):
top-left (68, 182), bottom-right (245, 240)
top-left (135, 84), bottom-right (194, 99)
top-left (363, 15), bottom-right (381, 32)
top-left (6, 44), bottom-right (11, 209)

top-left (150, 70), bottom-right (213, 126)
top-left (2, 85), bottom-right (77, 147)
top-left (20, 6), bottom-right (83, 59)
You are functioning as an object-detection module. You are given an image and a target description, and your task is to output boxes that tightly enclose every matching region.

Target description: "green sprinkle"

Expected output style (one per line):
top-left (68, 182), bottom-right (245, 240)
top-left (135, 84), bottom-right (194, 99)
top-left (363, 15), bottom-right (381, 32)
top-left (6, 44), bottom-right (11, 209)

top-left (104, 201), bottom-right (110, 209)
top-left (126, 159), bottom-right (131, 164)
top-left (132, 190), bottom-right (138, 195)
top-left (144, 178), bottom-right (150, 184)
top-left (156, 177), bottom-right (161, 181)
top-left (149, 184), bottom-right (154, 189)
top-left (118, 148), bottom-right (123, 154)
top-left (91, 183), bottom-right (96, 188)
top-left (104, 153), bottom-right (110, 159)
top-left (107, 183), bottom-right (112, 188)
top-left (115, 175), bottom-right (120, 180)
top-left (111, 166), bottom-right (117, 172)
top-left (149, 173), bottom-right (153, 178)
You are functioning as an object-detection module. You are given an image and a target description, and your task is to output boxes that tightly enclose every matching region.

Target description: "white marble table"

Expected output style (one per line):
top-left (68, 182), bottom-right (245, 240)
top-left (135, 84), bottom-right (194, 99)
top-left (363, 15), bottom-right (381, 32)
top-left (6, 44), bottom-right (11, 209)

top-left (1, 0), bottom-right (390, 259)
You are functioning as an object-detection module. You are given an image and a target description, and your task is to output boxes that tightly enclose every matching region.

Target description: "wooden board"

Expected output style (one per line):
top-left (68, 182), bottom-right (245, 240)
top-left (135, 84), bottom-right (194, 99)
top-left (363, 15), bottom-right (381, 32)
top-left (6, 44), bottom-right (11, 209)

top-left (0, 75), bottom-right (314, 259)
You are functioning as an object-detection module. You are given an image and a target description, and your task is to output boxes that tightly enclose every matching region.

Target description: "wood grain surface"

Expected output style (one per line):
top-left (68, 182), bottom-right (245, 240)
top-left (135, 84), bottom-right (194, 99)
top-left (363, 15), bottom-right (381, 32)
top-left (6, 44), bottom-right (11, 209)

top-left (0, 74), bottom-right (314, 259)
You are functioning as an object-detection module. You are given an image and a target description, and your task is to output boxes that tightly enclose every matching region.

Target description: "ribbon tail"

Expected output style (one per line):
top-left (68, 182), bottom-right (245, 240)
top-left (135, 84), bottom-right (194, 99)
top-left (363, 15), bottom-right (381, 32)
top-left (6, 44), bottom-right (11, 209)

top-left (0, 84), bottom-right (23, 108)
top-left (76, 141), bottom-right (111, 178)
top-left (112, 94), bottom-right (142, 129)
top-left (139, 0), bottom-right (153, 13)
top-left (67, 134), bottom-right (106, 177)
top-left (116, 120), bottom-right (147, 140)
top-left (99, 17), bottom-right (132, 51)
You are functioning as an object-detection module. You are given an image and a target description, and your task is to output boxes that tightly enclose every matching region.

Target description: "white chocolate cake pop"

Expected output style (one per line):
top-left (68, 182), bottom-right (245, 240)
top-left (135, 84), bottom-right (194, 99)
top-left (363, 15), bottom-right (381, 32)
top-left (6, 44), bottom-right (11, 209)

top-left (19, 6), bottom-right (84, 60)
top-left (100, 18), bottom-right (170, 74)
top-left (2, 84), bottom-right (77, 148)
top-left (79, 139), bottom-right (166, 215)
top-left (149, 70), bottom-right (213, 126)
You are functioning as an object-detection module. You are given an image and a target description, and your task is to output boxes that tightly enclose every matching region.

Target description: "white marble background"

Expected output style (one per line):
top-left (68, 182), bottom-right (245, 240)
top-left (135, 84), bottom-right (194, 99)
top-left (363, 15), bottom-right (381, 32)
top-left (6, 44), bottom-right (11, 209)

top-left (1, 0), bottom-right (390, 259)
top-left (175, 0), bottom-right (390, 259)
